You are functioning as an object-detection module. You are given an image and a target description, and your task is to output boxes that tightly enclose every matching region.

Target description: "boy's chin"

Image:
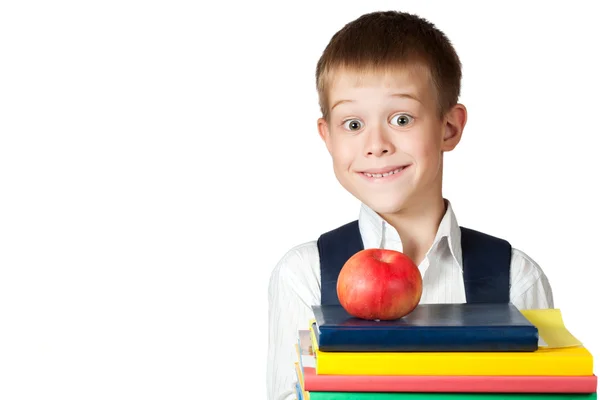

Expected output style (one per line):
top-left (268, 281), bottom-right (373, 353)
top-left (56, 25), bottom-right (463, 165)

top-left (360, 197), bottom-right (409, 215)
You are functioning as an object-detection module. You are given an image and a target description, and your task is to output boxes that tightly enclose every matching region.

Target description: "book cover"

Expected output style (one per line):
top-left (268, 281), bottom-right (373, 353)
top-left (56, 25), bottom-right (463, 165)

top-left (300, 365), bottom-right (597, 393)
top-left (309, 323), bottom-right (594, 376)
top-left (306, 392), bottom-right (597, 400)
top-left (311, 303), bottom-right (539, 352)
top-left (520, 309), bottom-right (582, 349)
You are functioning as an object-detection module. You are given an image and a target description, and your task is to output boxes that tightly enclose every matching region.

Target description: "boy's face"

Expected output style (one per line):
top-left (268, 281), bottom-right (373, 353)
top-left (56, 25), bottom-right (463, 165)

top-left (318, 67), bottom-right (466, 215)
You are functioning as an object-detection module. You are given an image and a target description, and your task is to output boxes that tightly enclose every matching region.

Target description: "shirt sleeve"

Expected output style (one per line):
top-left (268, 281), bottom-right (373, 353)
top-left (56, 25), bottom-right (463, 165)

top-left (266, 243), bottom-right (320, 400)
top-left (509, 248), bottom-right (555, 310)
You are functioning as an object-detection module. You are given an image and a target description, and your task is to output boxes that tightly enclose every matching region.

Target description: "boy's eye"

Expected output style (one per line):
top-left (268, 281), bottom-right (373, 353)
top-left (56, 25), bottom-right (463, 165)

top-left (391, 114), bottom-right (414, 127)
top-left (343, 119), bottom-right (363, 131)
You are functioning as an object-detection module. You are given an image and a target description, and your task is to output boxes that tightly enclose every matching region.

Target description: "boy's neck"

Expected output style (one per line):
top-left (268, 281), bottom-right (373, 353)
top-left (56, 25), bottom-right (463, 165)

top-left (378, 193), bottom-right (447, 266)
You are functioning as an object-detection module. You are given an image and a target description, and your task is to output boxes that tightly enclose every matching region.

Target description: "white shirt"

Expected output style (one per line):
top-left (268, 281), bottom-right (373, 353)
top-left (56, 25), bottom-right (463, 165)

top-left (266, 200), bottom-right (554, 400)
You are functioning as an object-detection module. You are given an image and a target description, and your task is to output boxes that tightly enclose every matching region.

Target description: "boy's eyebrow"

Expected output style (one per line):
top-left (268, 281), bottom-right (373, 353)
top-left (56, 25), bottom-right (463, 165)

top-left (331, 93), bottom-right (421, 111)
top-left (391, 92), bottom-right (421, 103)
top-left (331, 99), bottom-right (353, 110)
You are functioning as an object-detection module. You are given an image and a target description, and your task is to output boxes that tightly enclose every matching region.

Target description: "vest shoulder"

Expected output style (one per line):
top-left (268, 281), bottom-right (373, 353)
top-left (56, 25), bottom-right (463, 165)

top-left (460, 226), bottom-right (511, 246)
top-left (318, 220), bottom-right (359, 239)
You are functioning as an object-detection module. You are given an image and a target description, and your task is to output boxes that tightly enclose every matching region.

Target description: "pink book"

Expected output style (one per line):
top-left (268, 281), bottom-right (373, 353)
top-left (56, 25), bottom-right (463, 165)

top-left (302, 367), bottom-right (597, 393)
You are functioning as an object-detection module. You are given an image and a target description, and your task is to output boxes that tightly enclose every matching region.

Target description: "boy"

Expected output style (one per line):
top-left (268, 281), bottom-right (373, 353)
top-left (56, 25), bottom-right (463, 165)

top-left (267, 10), bottom-right (554, 400)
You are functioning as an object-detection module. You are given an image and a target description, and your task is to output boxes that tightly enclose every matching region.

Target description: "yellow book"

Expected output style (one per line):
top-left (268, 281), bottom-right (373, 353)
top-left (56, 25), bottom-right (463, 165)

top-left (520, 308), bottom-right (582, 348)
top-left (309, 321), bottom-right (594, 376)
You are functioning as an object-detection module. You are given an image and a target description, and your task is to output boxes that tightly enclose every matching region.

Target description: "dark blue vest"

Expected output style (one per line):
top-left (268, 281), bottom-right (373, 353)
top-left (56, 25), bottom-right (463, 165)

top-left (317, 220), bottom-right (511, 305)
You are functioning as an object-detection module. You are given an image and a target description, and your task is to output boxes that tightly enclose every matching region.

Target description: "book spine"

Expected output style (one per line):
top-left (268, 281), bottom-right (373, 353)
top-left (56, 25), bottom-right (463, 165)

top-left (303, 368), bottom-right (598, 393)
top-left (307, 392), bottom-right (598, 400)
top-left (315, 350), bottom-right (593, 376)
top-left (318, 327), bottom-right (538, 352)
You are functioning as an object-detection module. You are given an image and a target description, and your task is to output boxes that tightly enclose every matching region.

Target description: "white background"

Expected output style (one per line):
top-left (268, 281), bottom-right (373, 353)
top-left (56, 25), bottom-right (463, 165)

top-left (1, 1), bottom-right (599, 399)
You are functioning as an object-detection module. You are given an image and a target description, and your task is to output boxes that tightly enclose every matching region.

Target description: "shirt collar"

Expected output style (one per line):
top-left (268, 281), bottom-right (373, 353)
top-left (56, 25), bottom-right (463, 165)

top-left (358, 199), bottom-right (463, 268)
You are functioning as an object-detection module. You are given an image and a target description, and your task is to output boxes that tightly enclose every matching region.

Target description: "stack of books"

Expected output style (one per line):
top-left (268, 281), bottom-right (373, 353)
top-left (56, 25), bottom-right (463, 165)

top-left (292, 303), bottom-right (597, 399)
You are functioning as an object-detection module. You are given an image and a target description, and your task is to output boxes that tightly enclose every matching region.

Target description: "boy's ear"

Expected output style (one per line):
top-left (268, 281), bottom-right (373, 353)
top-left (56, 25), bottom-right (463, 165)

top-left (442, 103), bottom-right (467, 152)
top-left (317, 117), bottom-right (332, 154)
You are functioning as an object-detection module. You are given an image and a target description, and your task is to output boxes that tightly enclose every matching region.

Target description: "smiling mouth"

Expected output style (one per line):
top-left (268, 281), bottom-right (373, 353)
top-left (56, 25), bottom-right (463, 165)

top-left (360, 165), bottom-right (410, 178)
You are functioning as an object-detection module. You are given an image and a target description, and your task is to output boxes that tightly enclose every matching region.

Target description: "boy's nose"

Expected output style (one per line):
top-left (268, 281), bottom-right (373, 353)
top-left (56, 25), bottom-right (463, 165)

top-left (364, 128), bottom-right (394, 157)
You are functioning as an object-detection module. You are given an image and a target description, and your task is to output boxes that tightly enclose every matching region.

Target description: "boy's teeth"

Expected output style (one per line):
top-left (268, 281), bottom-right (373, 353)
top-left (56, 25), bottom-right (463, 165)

top-left (364, 167), bottom-right (404, 178)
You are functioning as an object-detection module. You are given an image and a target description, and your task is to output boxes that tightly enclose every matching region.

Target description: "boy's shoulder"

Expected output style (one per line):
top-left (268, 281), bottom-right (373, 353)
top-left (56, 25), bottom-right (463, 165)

top-left (509, 248), bottom-right (551, 291)
top-left (274, 240), bottom-right (319, 265)
top-left (268, 240), bottom-right (320, 285)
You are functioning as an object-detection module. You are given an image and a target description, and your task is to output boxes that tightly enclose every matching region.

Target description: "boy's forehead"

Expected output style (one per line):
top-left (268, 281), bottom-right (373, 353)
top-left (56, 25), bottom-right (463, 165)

top-left (327, 66), bottom-right (434, 101)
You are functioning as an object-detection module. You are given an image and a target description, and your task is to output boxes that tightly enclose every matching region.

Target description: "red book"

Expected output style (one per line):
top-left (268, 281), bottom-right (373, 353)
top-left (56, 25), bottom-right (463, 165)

top-left (301, 366), bottom-right (597, 393)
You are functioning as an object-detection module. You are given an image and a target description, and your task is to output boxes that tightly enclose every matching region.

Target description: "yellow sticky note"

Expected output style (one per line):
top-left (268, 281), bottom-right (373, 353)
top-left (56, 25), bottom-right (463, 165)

top-left (520, 309), bottom-right (582, 348)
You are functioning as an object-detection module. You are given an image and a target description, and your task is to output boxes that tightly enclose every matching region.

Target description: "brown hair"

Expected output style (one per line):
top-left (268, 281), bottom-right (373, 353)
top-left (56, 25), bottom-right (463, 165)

top-left (316, 11), bottom-right (462, 121)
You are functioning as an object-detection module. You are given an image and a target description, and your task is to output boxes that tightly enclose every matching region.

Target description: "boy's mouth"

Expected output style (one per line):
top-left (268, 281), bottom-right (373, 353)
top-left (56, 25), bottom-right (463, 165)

top-left (359, 164), bottom-right (410, 179)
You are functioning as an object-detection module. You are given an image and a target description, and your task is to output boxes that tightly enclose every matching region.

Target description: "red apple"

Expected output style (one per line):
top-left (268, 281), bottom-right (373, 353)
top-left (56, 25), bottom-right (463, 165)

top-left (336, 248), bottom-right (422, 320)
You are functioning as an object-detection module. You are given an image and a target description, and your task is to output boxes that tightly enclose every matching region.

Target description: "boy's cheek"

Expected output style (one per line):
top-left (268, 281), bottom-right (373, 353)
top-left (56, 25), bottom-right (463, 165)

top-left (408, 132), bottom-right (443, 155)
top-left (330, 140), bottom-right (358, 162)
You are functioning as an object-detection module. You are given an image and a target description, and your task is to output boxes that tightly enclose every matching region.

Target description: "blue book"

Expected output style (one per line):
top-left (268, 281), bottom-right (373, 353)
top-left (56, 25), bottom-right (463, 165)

top-left (311, 303), bottom-right (539, 352)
